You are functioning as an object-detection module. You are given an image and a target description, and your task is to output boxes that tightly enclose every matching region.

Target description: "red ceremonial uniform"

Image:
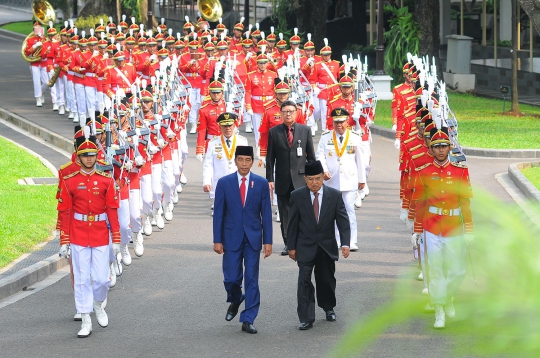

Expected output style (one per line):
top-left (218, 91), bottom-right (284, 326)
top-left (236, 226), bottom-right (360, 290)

top-left (258, 100), bottom-right (283, 156)
top-left (180, 52), bottom-right (204, 89)
top-left (245, 69), bottom-right (277, 113)
top-left (103, 63), bottom-right (137, 98)
top-left (407, 144), bottom-right (433, 220)
top-left (57, 169), bottom-right (121, 246)
top-left (196, 98), bottom-right (225, 154)
top-left (25, 35), bottom-right (43, 68)
top-left (313, 59), bottom-right (340, 100)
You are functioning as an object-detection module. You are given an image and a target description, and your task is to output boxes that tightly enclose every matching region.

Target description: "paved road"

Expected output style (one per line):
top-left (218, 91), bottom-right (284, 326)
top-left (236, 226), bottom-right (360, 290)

top-left (0, 23), bottom-right (534, 357)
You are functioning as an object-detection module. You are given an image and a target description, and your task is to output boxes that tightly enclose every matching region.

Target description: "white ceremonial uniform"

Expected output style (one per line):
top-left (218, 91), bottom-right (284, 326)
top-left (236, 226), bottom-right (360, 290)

top-left (316, 129), bottom-right (366, 245)
top-left (202, 134), bottom-right (248, 199)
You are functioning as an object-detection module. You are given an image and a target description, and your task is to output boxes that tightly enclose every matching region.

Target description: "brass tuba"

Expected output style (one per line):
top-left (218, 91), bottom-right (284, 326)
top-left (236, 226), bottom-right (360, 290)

top-left (21, 0), bottom-right (56, 63)
top-left (197, 0), bottom-right (223, 23)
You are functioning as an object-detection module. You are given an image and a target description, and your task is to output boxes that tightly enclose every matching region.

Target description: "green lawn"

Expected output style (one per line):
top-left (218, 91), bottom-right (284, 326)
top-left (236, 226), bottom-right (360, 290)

top-left (0, 138), bottom-right (58, 268)
top-left (1, 21), bottom-right (62, 36)
top-left (375, 92), bottom-right (540, 149)
top-left (521, 166), bottom-right (540, 191)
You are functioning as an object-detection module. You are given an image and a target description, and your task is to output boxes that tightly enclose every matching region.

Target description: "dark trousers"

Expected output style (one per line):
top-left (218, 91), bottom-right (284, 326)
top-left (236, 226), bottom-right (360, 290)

top-left (222, 235), bottom-right (261, 324)
top-left (277, 180), bottom-right (295, 246)
top-left (296, 246), bottom-right (336, 323)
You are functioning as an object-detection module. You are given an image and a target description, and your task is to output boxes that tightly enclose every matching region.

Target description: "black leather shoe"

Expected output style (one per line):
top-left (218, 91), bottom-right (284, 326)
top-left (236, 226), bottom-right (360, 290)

top-left (241, 322), bottom-right (257, 334)
top-left (281, 246), bottom-right (289, 256)
top-left (225, 296), bottom-right (245, 321)
top-left (298, 322), bottom-right (313, 330)
top-left (325, 310), bottom-right (336, 322)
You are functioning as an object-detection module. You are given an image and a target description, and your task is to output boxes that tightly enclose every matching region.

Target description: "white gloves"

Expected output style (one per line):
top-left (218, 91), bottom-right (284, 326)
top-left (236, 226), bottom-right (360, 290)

top-left (149, 54), bottom-right (158, 62)
top-left (166, 128), bottom-right (175, 139)
top-left (112, 243), bottom-right (121, 254)
top-left (391, 124), bottom-right (397, 132)
top-left (394, 138), bottom-right (400, 150)
top-left (196, 154), bottom-right (204, 163)
top-left (33, 41), bottom-right (42, 49)
top-left (103, 53), bottom-right (109, 59)
top-left (406, 219), bottom-right (414, 231)
top-left (246, 109), bottom-right (254, 116)
top-left (59, 244), bottom-right (70, 259)
top-left (182, 104), bottom-right (190, 112)
top-left (157, 138), bottom-right (166, 148)
top-left (123, 160), bottom-right (133, 171)
top-left (93, 50), bottom-right (99, 56)
top-left (148, 143), bottom-right (159, 155)
top-left (399, 208), bottom-right (408, 223)
top-left (245, 52), bottom-right (252, 60)
top-left (190, 59), bottom-right (196, 65)
top-left (119, 130), bottom-right (127, 139)
top-left (411, 233), bottom-right (421, 250)
top-left (134, 155), bottom-right (145, 166)
top-left (306, 57), bottom-right (314, 66)
top-left (260, 156), bottom-right (266, 166)
top-left (464, 233), bottom-right (474, 245)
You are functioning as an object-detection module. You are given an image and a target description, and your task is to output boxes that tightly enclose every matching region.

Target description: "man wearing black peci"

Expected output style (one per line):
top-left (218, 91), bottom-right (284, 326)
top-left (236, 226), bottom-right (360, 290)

top-left (266, 100), bottom-right (316, 256)
top-left (287, 160), bottom-right (351, 330)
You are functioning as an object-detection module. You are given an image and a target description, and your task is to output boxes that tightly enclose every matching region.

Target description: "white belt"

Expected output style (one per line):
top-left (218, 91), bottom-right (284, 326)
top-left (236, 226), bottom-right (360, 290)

top-left (85, 73), bottom-right (96, 77)
top-left (113, 85), bottom-right (130, 91)
top-left (67, 71), bottom-right (75, 75)
top-left (74, 73), bottom-right (84, 78)
top-left (317, 83), bottom-right (328, 89)
top-left (141, 74), bottom-right (150, 79)
top-left (74, 213), bottom-right (108, 222)
top-left (185, 73), bottom-right (199, 77)
top-left (428, 206), bottom-right (461, 216)
top-left (251, 95), bottom-right (274, 101)
top-left (98, 77), bottom-right (104, 80)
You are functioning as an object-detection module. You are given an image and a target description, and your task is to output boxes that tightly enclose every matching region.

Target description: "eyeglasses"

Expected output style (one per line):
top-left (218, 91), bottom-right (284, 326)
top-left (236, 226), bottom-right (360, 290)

top-left (306, 176), bottom-right (323, 183)
top-left (281, 110), bottom-right (295, 115)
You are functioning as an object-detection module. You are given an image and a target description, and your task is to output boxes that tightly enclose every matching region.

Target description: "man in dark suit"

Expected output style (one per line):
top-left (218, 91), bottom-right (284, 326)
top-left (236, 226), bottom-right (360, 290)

top-left (287, 160), bottom-right (351, 330)
top-left (266, 100), bottom-right (316, 256)
top-left (213, 146), bottom-right (273, 334)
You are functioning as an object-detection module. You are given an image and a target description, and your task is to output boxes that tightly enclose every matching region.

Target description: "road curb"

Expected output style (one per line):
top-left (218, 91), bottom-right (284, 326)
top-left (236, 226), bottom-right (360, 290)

top-left (508, 162), bottom-right (540, 202)
top-left (0, 107), bottom-right (73, 153)
top-left (370, 125), bottom-right (540, 159)
top-left (0, 254), bottom-right (68, 302)
top-left (0, 28), bottom-right (26, 41)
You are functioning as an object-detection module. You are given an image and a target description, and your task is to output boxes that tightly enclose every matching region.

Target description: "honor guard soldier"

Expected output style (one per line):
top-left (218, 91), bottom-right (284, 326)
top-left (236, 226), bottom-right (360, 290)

top-left (412, 126), bottom-right (474, 330)
top-left (312, 39), bottom-right (339, 133)
top-left (57, 130), bottom-right (121, 338)
top-left (103, 48), bottom-right (137, 99)
top-left (203, 112), bottom-right (249, 207)
top-left (316, 108), bottom-right (366, 251)
top-left (196, 79), bottom-right (226, 160)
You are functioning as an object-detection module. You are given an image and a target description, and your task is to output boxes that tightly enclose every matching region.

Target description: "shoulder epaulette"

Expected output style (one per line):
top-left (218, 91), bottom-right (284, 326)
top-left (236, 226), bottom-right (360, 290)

top-left (209, 136), bottom-right (220, 142)
top-left (267, 69), bottom-right (277, 74)
top-left (350, 130), bottom-right (360, 136)
top-left (247, 70), bottom-right (256, 75)
top-left (59, 161), bottom-right (74, 170)
top-left (200, 102), bottom-right (210, 109)
top-left (125, 63), bottom-right (134, 67)
top-left (321, 130), bottom-right (330, 135)
top-left (95, 170), bottom-right (112, 178)
top-left (329, 96), bottom-right (340, 104)
top-left (415, 163), bottom-right (432, 172)
top-left (451, 161), bottom-right (468, 169)
top-left (63, 171), bottom-right (79, 180)
top-left (411, 152), bottom-right (425, 160)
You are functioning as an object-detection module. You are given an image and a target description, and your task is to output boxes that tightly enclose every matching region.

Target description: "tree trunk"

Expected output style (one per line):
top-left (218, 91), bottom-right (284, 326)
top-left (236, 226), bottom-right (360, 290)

top-left (294, 0), bottom-right (329, 50)
top-left (415, 0), bottom-right (441, 78)
top-left (511, 0), bottom-right (520, 113)
top-left (520, 0), bottom-right (540, 34)
top-left (78, 0), bottom-right (117, 19)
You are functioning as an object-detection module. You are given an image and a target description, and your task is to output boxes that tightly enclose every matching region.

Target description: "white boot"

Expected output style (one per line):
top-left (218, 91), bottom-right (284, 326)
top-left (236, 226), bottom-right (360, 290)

top-left (180, 173), bottom-right (187, 185)
top-left (245, 121), bottom-right (253, 133)
top-left (109, 262), bottom-right (116, 287)
top-left (417, 271), bottom-right (423, 281)
top-left (164, 202), bottom-right (173, 221)
top-left (53, 103), bottom-right (59, 111)
top-left (275, 209), bottom-right (280, 222)
top-left (142, 214), bottom-right (153, 236)
top-left (363, 184), bottom-right (370, 196)
top-left (176, 184), bottom-right (183, 193)
top-left (310, 124), bottom-right (316, 137)
top-left (422, 287), bottom-right (429, 295)
top-left (120, 244), bottom-right (132, 265)
top-left (152, 207), bottom-right (165, 229)
top-left (189, 122), bottom-right (197, 134)
top-left (59, 105), bottom-right (65, 115)
top-left (93, 300), bottom-right (108, 327)
top-left (112, 257), bottom-right (123, 276)
top-left (132, 232), bottom-right (144, 257)
top-left (445, 298), bottom-right (455, 318)
top-left (172, 191), bottom-right (179, 204)
top-left (77, 313), bottom-right (92, 338)
top-left (40, 95), bottom-right (45, 104)
top-left (255, 146), bottom-right (261, 160)
top-left (73, 312), bottom-right (82, 321)
top-left (399, 208), bottom-right (408, 223)
top-left (68, 111), bottom-right (74, 119)
top-left (434, 304), bottom-right (446, 329)
top-left (36, 97), bottom-right (42, 107)
top-left (354, 191), bottom-right (363, 208)
top-left (72, 112), bottom-right (79, 123)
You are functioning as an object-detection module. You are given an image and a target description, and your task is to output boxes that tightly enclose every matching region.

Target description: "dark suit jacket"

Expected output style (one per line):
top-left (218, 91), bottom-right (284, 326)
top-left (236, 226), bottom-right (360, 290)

top-left (287, 185), bottom-right (351, 262)
top-left (266, 123), bottom-right (316, 196)
top-left (213, 172), bottom-right (273, 252)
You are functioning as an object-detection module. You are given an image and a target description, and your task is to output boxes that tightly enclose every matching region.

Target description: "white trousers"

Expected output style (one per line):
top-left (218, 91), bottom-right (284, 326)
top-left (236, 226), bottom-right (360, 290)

top-left (119, 198), bottom-right (131, 245)
top-left (71, 244), bottom-right (110, 313)
top-left (359, 140), bottom-right (372, 180)
top-left (161, 159), bottom-right (175, 204)
top-left (172, 148), bottom-right (180, 186)
top-left (74, 83), bottom-right (87, 118)
top-left (129, 188), bottom-right (142, 232)
top-left (425, 230), bottom-right (466, 305)
top-left (312, 96), bottom-right (320, 122)
top-left (335, 190), bottom-right (357, 245)
top-left (56, 75), bottom-right (66, 106)
top-left (39, 67), bottom-right (55, 103)
top-left (30, 65), bottom-right (44, 98)
top-left (84, 86), bottom-right (97, 117)
top-left (140, 173), bottom-right (153, 215)
top-left (180, 128), bottom-right (189, 155)
top-left (151, 163), bottom-right (163, 207)
top-left (67, 79), bottom-right (77, 113)
top-left (251, 112), bottom-right (262, 146)
top-left (188, 88), bottom-right (202, 124)
top-left (318, 99), bottom-right (328, 130)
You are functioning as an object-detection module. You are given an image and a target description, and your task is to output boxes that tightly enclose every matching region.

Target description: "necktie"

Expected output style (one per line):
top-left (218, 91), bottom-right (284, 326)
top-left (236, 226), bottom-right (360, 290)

top-left (313, 192), bottom-right (319, 223)
top-left (339, 136), bottom-right (343, 144)
top-left (240, 177), bottom-right (246, 207)
top-left (226, 138), bottom-right (231, 148)
top-left (287, 126), bottom-right (293, 148)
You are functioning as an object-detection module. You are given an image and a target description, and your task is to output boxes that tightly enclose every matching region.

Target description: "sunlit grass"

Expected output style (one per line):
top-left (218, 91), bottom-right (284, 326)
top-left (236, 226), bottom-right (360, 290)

top-left (521, 166), bottom-right (540, 191)
top-left (0, 21), bottom-right (61, 36)
top-left (375, 92), bottom-right (540, 149)
top-left (0, 138), bottom-right (57, 268)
